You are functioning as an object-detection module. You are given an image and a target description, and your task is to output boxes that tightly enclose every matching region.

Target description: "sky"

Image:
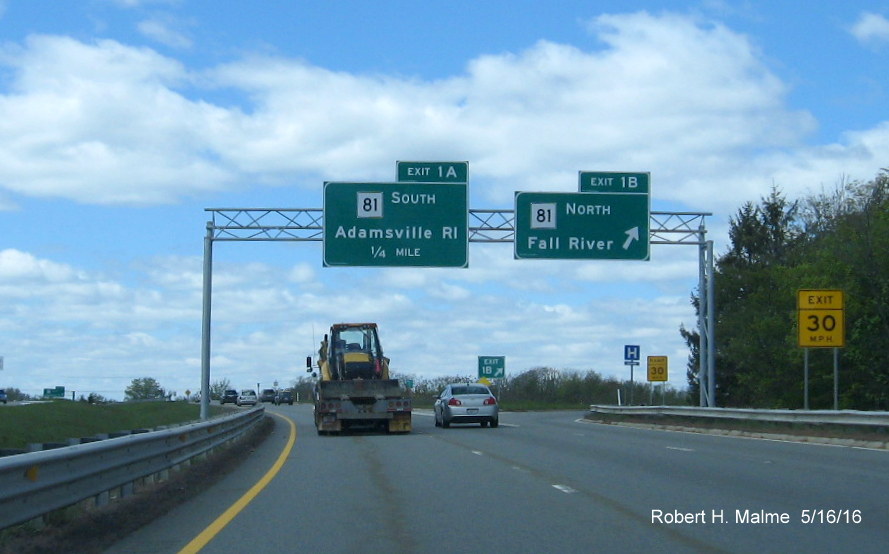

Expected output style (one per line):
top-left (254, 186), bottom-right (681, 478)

top-left (1, 1), bottom-right (888, 400)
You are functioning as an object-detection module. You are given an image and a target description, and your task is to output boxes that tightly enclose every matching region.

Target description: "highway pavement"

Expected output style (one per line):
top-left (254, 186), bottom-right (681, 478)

top-left (106, 404), bottom-right (889, 553)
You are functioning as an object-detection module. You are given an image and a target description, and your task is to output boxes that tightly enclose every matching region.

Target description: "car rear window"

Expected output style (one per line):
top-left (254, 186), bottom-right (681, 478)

top-left (452, 386), bottom-right (489, 395)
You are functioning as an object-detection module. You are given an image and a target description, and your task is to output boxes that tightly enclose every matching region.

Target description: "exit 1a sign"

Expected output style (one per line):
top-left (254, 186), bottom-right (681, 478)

top-left (397, 161), bottom-right (468, 183)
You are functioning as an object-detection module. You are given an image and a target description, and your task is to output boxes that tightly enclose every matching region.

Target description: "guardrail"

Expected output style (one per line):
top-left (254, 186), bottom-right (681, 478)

top-left (0, 406), bottom-right (265, 530)
top-left (586, 405), bottom-right (889, 427)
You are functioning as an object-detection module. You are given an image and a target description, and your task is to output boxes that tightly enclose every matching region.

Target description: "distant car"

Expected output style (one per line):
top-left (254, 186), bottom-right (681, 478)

top-left (259, 388), bottom-right (277, 403)
top-left (220, 389), bottom-right (238, 405)
top-left (237, 389), bottom-right (257, 406)
top-left (434, 383), bottom-right (499, 428)
top-left (274, 389), bottom-right (294, 405)
top-left (0, 389), bottom-right (7, 405)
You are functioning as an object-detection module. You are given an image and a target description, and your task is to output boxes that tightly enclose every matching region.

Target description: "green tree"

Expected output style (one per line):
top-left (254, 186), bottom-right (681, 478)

top-left (124, 377), bottom-right (165, 401)
top-left (796, 172), bottom-right (889, 408)
top-left (1, 387), bottom-right (29, 401)
top-left (683, 172), bottom-right (889, 409)
top-left (685, 188), bottom-right (803, 407)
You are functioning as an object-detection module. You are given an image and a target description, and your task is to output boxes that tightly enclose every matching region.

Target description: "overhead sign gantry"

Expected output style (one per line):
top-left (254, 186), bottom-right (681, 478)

top-left (199, 161), bottom-right (715, 419)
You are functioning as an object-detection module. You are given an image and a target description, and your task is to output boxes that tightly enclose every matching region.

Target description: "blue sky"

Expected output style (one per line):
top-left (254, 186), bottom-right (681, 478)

top-left (1, 1), bottom-right (888, 400)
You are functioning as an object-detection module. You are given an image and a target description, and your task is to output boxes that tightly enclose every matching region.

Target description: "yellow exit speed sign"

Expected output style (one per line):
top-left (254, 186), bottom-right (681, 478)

top-left (647, 356), bottom-right (668, 382)
top-left (798, 289), bottom-right (844, 347)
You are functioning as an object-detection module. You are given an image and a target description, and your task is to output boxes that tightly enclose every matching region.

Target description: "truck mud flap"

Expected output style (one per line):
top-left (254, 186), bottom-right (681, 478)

top-left (387, 413), bottom-right (412, 433)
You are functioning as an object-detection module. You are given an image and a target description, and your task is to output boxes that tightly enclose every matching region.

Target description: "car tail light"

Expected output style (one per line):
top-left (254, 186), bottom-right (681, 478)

top-left (447, 398), bottom-right (462, 406)
top-left (484, 397), bottom-right (497, 405)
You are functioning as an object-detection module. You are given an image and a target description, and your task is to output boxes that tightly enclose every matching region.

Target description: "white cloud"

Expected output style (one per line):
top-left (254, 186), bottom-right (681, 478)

top-left (849, 12), bottom-right (889, 46)
top-left (0, 249), bottom-right (80, 283)
top-left (5, 11), bottom-right (884, 215)
top-left (0, 35), bottom-right (233, 205)
top-left (104, 0), bottom-right (180, 7)
top-left (137, 17), bottom-right (193, 49)
top-left (3, 10), bottom-right (888, 399)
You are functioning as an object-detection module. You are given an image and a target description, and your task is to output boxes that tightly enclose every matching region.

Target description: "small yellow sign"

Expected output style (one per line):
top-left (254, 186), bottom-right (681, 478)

top-left (797, 289), bottom-right (843, 310)
top-left (647, 356), bottom-right (668, 382)
top-left (798, 289), bottom-right (845, 348)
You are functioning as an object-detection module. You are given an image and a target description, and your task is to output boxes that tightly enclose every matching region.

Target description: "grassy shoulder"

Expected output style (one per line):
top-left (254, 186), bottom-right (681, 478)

top-left (0, 400), bottom-right (231, 450)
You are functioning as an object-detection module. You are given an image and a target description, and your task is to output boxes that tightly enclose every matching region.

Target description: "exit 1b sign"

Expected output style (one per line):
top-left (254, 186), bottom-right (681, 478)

top-left (478, 356), bottom-right (505, 379)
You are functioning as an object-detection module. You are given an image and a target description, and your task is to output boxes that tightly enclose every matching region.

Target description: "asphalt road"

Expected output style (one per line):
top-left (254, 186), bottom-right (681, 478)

top-left (107, 404), bottom-right (889, 553)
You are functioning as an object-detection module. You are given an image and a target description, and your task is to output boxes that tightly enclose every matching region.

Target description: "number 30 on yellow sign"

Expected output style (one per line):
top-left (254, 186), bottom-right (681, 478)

top-left (797, 290), bottom-right (845, 348)
top-left (647, 356), bottom-right (668, 382)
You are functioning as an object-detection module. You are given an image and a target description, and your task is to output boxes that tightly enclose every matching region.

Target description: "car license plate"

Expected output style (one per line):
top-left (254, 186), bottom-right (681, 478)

top-left (467, 408), bottom-right (478, 414)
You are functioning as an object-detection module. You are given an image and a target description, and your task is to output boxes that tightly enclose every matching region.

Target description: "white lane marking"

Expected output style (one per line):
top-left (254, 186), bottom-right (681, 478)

top-left (666, 446), bottom-right (694, 452)
top-left (553, 484), bottom-right (577, 494)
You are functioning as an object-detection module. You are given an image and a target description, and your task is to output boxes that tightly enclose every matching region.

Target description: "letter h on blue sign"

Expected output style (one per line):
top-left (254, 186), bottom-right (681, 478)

top-left (624, 345), bottom-right (640, 361)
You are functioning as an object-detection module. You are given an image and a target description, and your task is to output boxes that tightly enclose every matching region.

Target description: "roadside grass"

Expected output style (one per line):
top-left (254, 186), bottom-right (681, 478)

top-left (0, 400), bottom-right (230, 450)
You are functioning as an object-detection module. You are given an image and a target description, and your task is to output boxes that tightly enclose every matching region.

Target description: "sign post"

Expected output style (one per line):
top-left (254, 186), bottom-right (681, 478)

top-left (647, 355), bottom-right (668, 405)
top-left (624, 345), bottom-right (641, 405)
top-left (798, 289), bottom-right (845, 409)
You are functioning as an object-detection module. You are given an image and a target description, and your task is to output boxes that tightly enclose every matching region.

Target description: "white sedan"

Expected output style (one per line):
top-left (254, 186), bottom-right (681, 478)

top-left (236, 389), bottom-right (257, 406)
top-left (434, 383), bottom-right (499, 428)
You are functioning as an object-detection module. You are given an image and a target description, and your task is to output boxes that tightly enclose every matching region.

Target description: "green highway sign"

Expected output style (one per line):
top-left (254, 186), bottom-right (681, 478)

top-left (514, 191), bottom-right (650, 260)
top-left (43, 386), bottom-right (65, 398)
top-left (478, 356), bottom-right (505, 379)
top-left (579, 171), bottom-right (650, 194)
top-left (397, 161), bottom-right (468, 183)
top-left (323, 181), bottom-right (468, 267)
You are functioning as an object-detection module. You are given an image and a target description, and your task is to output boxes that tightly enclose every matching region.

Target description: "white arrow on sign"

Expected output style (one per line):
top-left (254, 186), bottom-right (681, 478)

top-left (622, 227), bottom-right (639, 250)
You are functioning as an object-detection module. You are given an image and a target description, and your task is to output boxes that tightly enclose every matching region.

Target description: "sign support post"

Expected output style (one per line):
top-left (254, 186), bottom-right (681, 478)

top-left (798, 289), bottom-right (844, 410)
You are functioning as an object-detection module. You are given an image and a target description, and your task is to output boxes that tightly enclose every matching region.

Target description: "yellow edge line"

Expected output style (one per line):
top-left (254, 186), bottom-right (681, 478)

top-left (178, 412), bottom-right (297, 554)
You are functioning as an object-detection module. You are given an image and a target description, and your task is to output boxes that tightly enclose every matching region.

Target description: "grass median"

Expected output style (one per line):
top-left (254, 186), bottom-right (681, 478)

top-left (0, 400), bottom-right (230, 450)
